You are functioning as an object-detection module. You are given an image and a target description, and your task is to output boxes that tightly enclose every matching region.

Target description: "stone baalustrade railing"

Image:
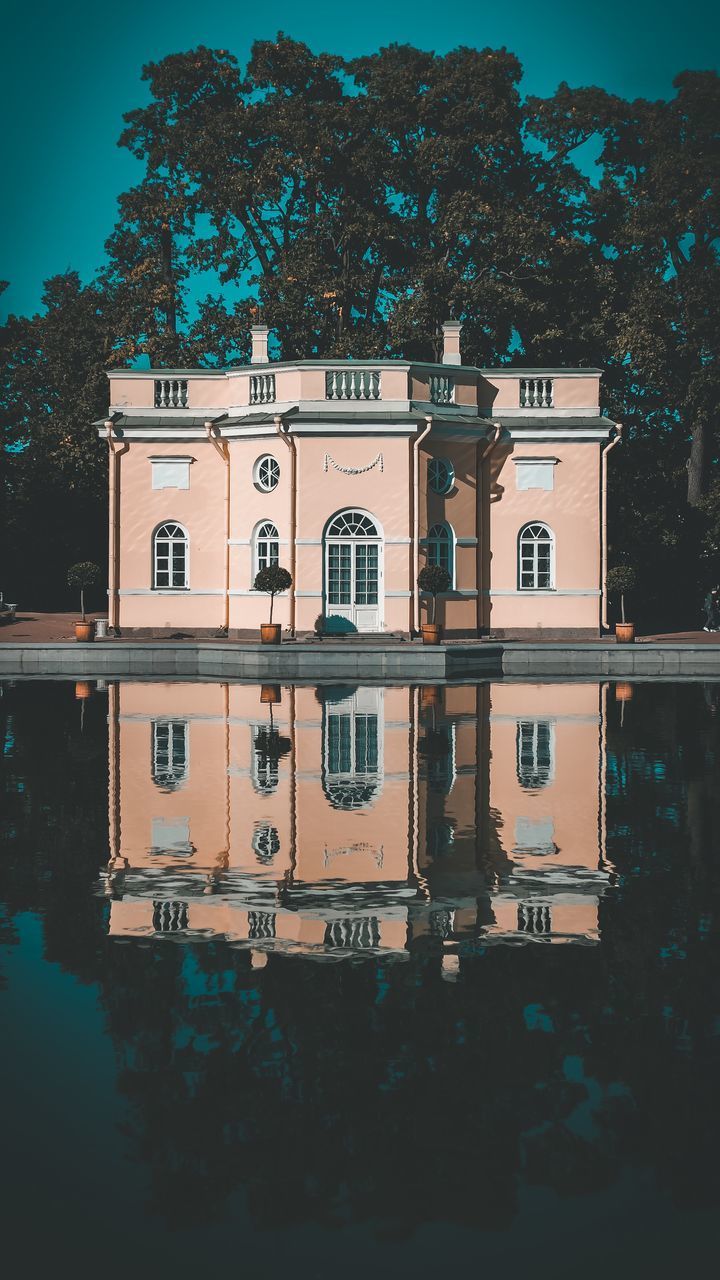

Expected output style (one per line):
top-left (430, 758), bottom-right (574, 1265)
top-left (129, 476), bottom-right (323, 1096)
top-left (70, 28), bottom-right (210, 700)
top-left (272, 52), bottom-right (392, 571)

top-left (429, 374), bottom-right (455, 405)
top-left (326, 369), bottom-right (381, 401)
top-left (249, 373), bottom-right (276, 405)
top-left (520, 377), bottom-right (554, 409)
top-left (154, 378), bottom-right (188, 408)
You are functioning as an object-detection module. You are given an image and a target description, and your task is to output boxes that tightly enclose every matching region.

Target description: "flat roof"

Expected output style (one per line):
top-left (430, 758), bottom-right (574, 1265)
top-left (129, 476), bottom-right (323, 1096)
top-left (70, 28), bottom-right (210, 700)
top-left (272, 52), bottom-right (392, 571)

top-left (107, 361), bottom-right (603, 378)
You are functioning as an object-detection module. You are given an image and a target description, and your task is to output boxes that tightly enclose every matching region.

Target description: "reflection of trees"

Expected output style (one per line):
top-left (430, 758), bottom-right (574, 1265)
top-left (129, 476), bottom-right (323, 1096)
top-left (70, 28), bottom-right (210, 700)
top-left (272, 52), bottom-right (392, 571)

top-left (2, 680), bottom-right (720, 1235)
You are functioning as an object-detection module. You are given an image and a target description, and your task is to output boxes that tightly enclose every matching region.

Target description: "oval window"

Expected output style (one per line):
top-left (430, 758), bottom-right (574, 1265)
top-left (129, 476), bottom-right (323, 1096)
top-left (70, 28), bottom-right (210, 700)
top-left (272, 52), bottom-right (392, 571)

top-left (253, 455), bottom-right (280, 492)
top-left (428, 457), bottom-right (454, 495)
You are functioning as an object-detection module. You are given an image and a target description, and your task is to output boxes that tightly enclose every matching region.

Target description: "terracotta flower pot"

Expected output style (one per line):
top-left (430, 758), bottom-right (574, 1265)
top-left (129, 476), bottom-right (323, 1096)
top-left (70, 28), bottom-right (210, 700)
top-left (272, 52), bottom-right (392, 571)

top-left (615, 682), bottom-right (634, 702)
top-left (421, 623), bottom-right (442, 646)
top-left (74, 681), bottom-right (92, 700)
top-left (420, 685), bottom-right (442, 709)
top-left (260, 684), bottom-right (282, 704)
top-left (615, 622), bottom-right (635, 645)
top-left (260, 623), bottom-right (282, 646)
top-left (74, 620), bottom-right (95, 642)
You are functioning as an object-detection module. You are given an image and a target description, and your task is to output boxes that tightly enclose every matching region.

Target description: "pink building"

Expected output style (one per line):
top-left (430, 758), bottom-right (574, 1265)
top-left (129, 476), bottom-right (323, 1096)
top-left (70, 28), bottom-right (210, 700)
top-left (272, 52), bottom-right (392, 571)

top-left (97, 322), bottom-right (620, 637)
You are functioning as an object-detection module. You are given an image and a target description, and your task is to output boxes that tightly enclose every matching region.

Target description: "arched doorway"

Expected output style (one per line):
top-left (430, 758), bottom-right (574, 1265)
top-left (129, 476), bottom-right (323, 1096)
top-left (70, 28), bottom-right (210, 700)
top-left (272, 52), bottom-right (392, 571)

top-left (324, 510), bottom-right (383, 632)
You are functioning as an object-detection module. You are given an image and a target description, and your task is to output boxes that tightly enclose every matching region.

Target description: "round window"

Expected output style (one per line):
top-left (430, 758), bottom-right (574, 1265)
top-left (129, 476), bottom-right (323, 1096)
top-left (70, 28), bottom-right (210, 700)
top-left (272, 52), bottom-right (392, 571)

top-left (428, 457), bottom-right (454, 495)
top-left (253, 455), bottom-right (280, 492)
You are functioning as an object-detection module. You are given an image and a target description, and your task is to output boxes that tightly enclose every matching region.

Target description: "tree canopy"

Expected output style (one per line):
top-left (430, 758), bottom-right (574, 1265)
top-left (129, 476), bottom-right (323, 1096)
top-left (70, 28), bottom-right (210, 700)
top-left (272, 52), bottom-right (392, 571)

top-left (1, 36), bottom-right (718, 621)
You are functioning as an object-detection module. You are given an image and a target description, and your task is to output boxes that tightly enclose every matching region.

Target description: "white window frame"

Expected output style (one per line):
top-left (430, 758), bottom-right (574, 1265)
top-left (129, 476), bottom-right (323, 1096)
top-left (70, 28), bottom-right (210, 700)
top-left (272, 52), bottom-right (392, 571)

top-left (253, 521), bottom-right (280, 579)
top-left (253, 454), bottom-right (280, 492)
top-left (427, 522), bottom-right (455, 587)
top-left (518, 522), bottom-right (555, 591)
top-left (153, 522), bottom-right (189, 590)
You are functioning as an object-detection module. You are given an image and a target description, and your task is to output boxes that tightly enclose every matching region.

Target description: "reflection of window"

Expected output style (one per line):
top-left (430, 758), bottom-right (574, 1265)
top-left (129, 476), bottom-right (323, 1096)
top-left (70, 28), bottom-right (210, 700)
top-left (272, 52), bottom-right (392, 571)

top-left (513, 816), bottom-right (557, 856)
top-left (518, 523), bottom-right (554, 590)
top-left (429, 822), bottom-right (455, 858)
top-left (153, 522), bottom-right (189, 589)
top-left (248, 910), bottom-right (276, 938)
top-left (251, 725), bottom-right (279, 795)
top-left (423, 722), bottom-right (456, 795)
top-left (253, 521), bottom-right (279, 577)
top-left (152, 720), bottom-right (189, 790)
top-left (427, 523), bottom-right (454, 584)
top-left (325, 713), bottom-right (379, 808)
top-left (150, 817), bottom-right (194, 856)
top-left (516, 720), bottom-right (554, 789)
top-left (252, 822), bottom-right (280, 864)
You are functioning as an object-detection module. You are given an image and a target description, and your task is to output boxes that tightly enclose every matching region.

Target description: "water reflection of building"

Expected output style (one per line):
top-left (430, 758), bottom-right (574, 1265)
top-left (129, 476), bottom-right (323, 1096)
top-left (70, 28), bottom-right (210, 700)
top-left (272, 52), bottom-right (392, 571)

top-left (104, 682), bottom-right (612, 959)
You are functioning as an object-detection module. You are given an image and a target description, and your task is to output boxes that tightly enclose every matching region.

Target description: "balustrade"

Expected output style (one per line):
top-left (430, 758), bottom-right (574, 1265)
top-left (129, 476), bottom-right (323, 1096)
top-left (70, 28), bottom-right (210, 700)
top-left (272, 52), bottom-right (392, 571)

top-left (325, 369), bottom-right (381, 401)
top-left (519, 377), bottom-right (554, 409)
top-left (429, 374), bottom-right (455, 405)
top-left (517, 903), bottom-right (552, 934)
top-left (152, 900), bottom-right (189, 932)
top-left (154, 378), bottom-right (189, 409)
top-left (249, 373), bottom-right (276, 406)
top-left (324, 917), bottom-right (381, 948)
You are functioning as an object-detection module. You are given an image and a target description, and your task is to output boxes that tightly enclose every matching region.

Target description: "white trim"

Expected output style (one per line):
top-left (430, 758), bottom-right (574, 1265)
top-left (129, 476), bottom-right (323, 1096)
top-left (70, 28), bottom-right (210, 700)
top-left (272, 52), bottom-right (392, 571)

top-left (119, 589), bottom-right (223, 596)
top-left (455, 537), bottom-right (478, 547)
top-left (295, 590), bottom-right (323, 597)
top-left (488, 588), bottom-right (600, 596)
top-left (505, 430), bottom-right (610, 441)
top-left (229, 589), bottom-right (289, 597)
top-left (419, 588), bottom-right (478, 598)
top-left (295, 538), bottom-right (322, 546)
top-left (385, 590), bottom-right (412, 597)
top-left (385, 537), bottom-right (412, 545)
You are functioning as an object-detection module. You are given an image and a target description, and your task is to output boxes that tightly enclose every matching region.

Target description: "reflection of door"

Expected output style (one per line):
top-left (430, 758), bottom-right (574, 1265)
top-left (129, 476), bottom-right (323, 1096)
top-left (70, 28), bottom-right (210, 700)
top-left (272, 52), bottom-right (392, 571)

top-left (322, 687), bottom-right (384, 809)
top-left (325, 510), bottom-right (382, 631)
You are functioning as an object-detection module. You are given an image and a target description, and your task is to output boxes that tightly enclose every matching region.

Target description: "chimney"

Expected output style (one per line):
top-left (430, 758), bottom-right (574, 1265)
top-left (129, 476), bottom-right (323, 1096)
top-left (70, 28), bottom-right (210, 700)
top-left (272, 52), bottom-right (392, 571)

top-left (442, 319), bottom-right (462, 366)
top-left (250, 323), bottom-right (269, 365)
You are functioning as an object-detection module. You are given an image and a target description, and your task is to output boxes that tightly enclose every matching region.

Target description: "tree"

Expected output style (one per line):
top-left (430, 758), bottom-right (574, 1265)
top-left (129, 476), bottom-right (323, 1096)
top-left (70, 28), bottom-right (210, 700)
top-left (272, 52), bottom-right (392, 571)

top-left (606, 565), bottom-right (636, 625)
top-left (1, 274), bottom-right (112, 606)
top-left (418, 563), bottom-right (451, 624)
top-left (67, 561), bottom-right (101, 621)
top-left (253, 564), bottom-right (292, 623)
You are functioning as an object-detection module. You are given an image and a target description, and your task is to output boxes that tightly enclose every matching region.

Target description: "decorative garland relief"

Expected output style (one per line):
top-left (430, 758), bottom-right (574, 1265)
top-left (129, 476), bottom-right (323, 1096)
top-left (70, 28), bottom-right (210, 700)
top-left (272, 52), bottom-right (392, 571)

top-left (323, 452), bottom-right (384, 475)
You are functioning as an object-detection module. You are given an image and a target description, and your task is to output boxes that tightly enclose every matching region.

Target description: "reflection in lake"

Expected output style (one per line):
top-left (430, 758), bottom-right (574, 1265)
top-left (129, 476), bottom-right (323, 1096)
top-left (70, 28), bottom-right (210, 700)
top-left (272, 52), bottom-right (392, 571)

top-left (1, 679), bottom-right (720, 1275)
top-left (104, 682), bottom-right (611, 958)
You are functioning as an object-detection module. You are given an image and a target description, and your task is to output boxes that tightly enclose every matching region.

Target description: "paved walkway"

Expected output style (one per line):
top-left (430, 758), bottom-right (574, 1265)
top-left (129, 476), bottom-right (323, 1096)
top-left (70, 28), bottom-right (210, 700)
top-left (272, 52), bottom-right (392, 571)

top-left (1, 612), bottom-right (719, 645)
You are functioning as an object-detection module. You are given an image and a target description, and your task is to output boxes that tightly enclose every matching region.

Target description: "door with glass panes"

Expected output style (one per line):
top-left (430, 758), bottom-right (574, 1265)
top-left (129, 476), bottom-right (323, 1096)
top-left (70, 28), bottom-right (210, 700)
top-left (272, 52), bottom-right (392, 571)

top-left (324, 511), bottom-right (383, 631)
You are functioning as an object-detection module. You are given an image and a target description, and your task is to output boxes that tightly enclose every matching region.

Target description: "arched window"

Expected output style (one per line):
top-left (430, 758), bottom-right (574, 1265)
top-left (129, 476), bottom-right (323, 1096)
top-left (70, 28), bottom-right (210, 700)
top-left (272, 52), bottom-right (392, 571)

top-left (253, 455), bottom-right (280, 492)
top-left (153, 522), bottom-right (188, 589)
top-left (326, 511), bottom-right (379, 538)
top-left (518, 523), bottom-right (554, 590)
top-left (427, 523), bottom-right (454, 585)
top-left (428, 457), bottom-right (454, 495)
top-left (254, 521), bottom-right (279, 577)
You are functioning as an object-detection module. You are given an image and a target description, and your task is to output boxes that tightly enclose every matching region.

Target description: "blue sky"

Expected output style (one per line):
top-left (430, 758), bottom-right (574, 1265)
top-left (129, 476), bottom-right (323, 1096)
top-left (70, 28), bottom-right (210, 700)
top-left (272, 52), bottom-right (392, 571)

top-left (1, 0), bottom-right (718, 321)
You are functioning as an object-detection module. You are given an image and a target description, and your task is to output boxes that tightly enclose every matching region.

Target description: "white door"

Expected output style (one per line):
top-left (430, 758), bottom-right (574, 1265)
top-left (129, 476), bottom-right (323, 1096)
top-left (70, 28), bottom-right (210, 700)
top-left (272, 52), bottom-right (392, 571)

top-left (325, 511), bottom-right (383, 632)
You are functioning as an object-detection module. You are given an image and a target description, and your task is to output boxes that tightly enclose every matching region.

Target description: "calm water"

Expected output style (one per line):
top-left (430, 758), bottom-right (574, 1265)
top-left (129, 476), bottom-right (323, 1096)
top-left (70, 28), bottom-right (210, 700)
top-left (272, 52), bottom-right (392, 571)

top-left (1, 679), bottom-right (719, 1276)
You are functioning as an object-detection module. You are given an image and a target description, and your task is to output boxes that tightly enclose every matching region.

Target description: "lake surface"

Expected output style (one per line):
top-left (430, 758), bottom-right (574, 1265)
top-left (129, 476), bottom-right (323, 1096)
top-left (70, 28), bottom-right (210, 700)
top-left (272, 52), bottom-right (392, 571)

top-left (1, 679), bottom-right (719, 1276)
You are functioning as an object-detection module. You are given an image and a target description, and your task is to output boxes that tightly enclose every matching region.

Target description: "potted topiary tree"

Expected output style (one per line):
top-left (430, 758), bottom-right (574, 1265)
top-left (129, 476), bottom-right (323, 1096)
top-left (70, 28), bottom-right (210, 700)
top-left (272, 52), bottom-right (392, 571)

top-left (253, 564), bottom-right (292, 644)
top-left (607, 565), bottom-right (637, 643)
top-left (418, 563), bottom-right (452, 644)
top-left (67, 561), bottom-right (101, 641)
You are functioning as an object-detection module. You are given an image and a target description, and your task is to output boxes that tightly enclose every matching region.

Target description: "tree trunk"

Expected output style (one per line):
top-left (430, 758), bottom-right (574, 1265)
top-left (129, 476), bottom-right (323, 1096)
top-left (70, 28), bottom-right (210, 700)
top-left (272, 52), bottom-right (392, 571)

top-left (269, 592), bottom-right (274, 625)
top-left (81, 588), bottom-right (85, 622)
top-left (687, 419), bottom-right (709, 506)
